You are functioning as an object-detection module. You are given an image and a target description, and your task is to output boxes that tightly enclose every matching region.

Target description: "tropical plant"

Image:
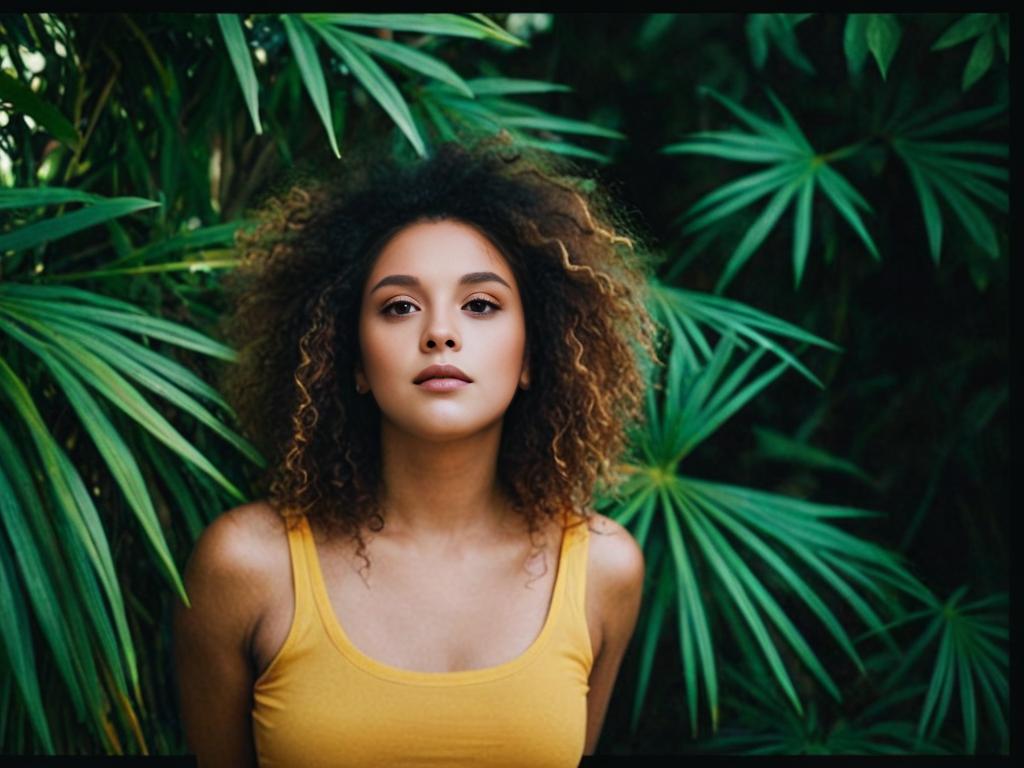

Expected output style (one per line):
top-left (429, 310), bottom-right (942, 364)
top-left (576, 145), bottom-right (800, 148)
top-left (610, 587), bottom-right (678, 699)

top-left (0, 12), bottom-right (1009, 757)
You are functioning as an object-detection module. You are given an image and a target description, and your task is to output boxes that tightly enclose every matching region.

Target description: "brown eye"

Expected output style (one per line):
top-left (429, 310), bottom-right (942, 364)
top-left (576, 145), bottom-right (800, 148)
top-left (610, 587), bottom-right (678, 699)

top-left (465, 298), bottom-right (500, 314)
top-left (381, 300), bottom-right (416, 316)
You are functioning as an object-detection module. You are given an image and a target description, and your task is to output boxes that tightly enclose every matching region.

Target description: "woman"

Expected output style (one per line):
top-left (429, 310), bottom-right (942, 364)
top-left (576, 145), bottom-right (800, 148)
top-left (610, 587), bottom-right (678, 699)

top-left (173, 135), bottom-right (661, 767)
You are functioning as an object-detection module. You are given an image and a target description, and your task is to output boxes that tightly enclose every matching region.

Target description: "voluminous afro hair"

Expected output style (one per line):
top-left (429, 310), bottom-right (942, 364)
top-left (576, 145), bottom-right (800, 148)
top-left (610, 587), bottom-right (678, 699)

top-left (217, 133), bottom-right (663, 575)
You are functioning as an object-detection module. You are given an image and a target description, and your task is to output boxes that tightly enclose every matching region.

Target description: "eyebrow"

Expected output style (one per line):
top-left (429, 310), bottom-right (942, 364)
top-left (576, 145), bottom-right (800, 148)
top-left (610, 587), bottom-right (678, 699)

top-left (369, 271), bottom-right (512, 294)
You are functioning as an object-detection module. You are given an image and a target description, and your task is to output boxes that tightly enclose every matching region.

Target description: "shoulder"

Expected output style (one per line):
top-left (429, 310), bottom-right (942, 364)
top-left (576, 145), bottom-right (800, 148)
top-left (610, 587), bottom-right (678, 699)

top-left (582, 511), bottom-right (645, 624)
top-left (178, 501), bottom-right (290, 646)
top-left (185, 500), bottom-right (288, 584)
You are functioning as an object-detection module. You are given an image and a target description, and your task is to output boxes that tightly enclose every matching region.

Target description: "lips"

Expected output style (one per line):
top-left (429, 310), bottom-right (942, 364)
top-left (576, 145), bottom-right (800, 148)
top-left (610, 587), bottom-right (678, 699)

top-left (413, 363), bottom-right (473, 384)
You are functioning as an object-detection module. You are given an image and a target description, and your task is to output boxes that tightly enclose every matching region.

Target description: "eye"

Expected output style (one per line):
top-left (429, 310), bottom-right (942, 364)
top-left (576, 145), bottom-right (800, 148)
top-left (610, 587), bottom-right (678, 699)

top-left (380, 298), bottom-right (501, 317)
top-left (381, 300), bottom-right (417, 317)
top-left (465, 298), bottom-right (500, 315)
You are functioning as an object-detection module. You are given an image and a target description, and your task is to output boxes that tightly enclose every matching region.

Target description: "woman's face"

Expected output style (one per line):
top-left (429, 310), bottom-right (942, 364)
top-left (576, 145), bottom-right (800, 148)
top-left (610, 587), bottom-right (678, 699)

top-left (355, 218), bottom-right (530, 441)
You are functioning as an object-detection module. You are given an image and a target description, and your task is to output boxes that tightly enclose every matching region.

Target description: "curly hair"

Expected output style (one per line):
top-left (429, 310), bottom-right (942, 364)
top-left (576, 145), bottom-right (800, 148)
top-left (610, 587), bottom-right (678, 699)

top-left (216, 132), bottom-right (663, 578)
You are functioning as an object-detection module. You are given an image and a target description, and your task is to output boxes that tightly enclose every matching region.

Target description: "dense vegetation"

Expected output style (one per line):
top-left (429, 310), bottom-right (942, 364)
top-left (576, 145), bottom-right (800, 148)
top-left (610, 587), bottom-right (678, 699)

top-left (0, 13), bottom-right (1008, 755)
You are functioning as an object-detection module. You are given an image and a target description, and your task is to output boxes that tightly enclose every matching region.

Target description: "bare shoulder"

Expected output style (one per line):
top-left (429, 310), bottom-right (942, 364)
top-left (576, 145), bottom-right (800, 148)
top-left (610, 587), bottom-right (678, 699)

top-left (179, 500), bottom-right (290, 647)
top-left (582, 511), bottom-right (646, 608)
top-left (185, 500), bottom-right (288, 585)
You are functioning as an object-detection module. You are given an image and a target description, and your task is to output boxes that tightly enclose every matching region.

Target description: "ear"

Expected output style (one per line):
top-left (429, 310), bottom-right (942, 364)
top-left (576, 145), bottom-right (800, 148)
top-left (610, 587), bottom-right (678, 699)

top-left (354, 359), bottom-right (369, 393)
top-left (519, 344), bottom-right (531, 389)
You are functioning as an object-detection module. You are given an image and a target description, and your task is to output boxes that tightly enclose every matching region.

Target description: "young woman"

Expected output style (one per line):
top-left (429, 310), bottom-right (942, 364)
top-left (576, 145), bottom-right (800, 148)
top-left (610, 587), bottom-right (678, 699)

top-left (173, 136), bottom-right (661, 767)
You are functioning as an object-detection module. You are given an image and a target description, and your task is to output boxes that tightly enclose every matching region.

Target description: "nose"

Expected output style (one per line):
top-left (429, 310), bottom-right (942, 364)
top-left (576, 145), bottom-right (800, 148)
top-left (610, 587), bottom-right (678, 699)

top-left (421, 310), bottom-right (459, 351)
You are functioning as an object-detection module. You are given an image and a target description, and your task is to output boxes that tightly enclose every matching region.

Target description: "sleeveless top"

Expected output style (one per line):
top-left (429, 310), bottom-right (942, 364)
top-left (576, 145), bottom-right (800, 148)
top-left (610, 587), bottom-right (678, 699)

top-left (251, 513), bottom-right (594, 768)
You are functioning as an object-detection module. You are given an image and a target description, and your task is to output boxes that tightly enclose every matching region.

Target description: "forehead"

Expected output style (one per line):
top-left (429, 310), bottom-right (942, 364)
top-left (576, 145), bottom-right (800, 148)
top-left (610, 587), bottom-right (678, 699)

top-left (366, 219), bottom-right (515, 284)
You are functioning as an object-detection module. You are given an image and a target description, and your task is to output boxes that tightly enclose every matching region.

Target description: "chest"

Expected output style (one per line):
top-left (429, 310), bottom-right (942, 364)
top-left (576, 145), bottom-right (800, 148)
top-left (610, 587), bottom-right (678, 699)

top-left (251, 527), bottom-right (603, 678)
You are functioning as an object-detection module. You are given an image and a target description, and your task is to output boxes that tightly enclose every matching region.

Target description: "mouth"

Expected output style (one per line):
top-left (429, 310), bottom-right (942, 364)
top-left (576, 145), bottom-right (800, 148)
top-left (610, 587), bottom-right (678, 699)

top-left (413, 364), bottom-right (473, 385)
top-left (416, 377), bottom-right (471, 392)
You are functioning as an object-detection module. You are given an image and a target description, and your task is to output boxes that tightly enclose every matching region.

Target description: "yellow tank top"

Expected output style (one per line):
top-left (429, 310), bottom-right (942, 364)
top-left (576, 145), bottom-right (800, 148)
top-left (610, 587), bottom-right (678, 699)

top-left (252, 513), bottom-right (594, 767)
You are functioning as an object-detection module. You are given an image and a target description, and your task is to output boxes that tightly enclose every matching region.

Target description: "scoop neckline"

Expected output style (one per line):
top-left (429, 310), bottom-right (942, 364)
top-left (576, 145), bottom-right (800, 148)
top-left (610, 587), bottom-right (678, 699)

top-left (301, 514), bottom-right (573, 686)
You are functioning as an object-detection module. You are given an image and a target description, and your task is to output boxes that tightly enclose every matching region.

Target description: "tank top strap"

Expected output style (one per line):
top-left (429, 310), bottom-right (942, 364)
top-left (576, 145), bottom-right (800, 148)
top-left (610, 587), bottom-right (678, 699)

top-left (278, 513), bottom-right (318, 641)
top-left (557, 513), bottom-right (593, 666)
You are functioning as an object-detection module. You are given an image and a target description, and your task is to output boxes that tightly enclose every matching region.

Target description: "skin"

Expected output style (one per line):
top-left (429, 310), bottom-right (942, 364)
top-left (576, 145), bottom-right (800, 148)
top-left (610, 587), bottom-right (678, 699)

top-left (352, 218), bottom-right (531, 548)
top-left (173, 218), bottom-right (645, 766)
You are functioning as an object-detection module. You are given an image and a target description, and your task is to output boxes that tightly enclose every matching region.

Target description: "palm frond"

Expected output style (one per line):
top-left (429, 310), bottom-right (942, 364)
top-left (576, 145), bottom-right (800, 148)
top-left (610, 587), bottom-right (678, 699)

top-left (662, 86), bottom-right (878, 292)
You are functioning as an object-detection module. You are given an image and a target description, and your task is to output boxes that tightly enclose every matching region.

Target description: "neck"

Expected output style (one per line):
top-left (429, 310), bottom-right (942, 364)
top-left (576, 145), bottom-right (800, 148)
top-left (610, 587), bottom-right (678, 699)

top-left (374, 416), bottom-right (516, 549)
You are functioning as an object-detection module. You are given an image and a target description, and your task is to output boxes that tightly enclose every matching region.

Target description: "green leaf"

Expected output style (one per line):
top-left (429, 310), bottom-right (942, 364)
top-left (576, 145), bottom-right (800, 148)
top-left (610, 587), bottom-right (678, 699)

top-left (466, 77), bottom-right (572, 96)
top-left (843, 15), bottom-right (870, 76)
top-left (500, 113), bottom-right (624, 139)
top-left (0, 294), bottom-right (236, 361)
top-left (314, 25), bottom-right (427, 157)
top-left (922, 168), bottom-right (1000, 257)
top-left (0, 353), bottom-right (137, 695)
top-left (0, 308), bottom-right (246, 506)
top-left (792, 176), bottom-right (814, 288)
top-left (0, 196), bottom-right (160, 253)
top-left (962, 30), bottom-right (995, 91)
top-left (31, 346), bottom-right (187, 603)
top-left (340, 29), bottom-right (475, 98)
top-left (281, 14), bottom-right (341, 159)
top-left (716, 177), bottom-right (803, 294)
top-left (902, 161), bottom-right (943, 265)
top-left (662, 489), bottom-right (719, 734)
top-left (0, 188), bottom-right (103, 209)
top-left (687, 497), bottom-right (804, 716)
top-left (697, 86), bottom-right (794, 147)
top-left (931, 13), bottom-right (995, 51)
top-left (216, 14), bottom-right (263, 134)
top-left (815, 165), bottom-right (879, 260)
top-left (0, 423), bottom-right (88, 723)
top-left (763, 88), bottom-right (812, 152)
top-left (865, 14), bottom-right (902, 80)
top-left (0, 71), bottom-right (79, 149)
top-left (631, 552), bottom-right (674, 735)
top-left (746, 15), bottom-right (769, 69)
top-left (303, 13), bottom-right (525, 47)
top-left (0, 468), bottom-right (56, 753)
top-left (682, 160), bottom-right (807, 233)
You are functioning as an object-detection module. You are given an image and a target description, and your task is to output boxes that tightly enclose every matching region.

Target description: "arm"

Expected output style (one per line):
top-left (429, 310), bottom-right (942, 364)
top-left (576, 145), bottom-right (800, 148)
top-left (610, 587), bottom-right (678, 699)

top-left (582, 518), bottom-right (646, 756)
top-left (173, 506), bottom-right (268, 768)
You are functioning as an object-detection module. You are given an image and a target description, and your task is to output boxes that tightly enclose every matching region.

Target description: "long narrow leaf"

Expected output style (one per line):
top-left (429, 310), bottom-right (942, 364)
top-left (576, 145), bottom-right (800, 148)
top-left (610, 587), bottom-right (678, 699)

top-left (282, 15), bottom-right (340, 159)
top-left (313, 25), bottom-right (426, 157)
top-left (0, 198), bottom-right (160, 253)
top-left (217, 14), bottom-right (263, 134)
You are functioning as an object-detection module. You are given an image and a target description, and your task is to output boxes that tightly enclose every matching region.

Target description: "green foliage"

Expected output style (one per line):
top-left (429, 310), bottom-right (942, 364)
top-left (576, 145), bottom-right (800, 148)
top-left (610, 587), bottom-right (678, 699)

top-left (0, 11), bottom-right (1008, 757)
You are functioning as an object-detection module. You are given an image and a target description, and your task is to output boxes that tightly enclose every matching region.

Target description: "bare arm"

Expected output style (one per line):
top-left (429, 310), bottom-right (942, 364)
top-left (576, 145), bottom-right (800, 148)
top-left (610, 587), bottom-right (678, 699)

top-left (173, 507), bottom-right (269, 768)
top-left (582, 517), bottom-right (645, 756)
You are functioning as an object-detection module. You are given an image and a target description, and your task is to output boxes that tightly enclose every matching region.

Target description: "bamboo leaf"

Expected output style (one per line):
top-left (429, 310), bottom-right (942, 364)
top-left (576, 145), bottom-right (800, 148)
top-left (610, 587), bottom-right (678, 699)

top-left (0, 71), bottom-right (79, 149)
top-left (31, 346), bottom-right (187, 603)
top-left (962, 30), bottom-right (995, 91)
top-left (792, 175), bottom-right (814, 288)
top-left (716, 178), bottom-right (802, 293)
top-left (304, 13), bottom-right (525, 47)
top-left (0, 424), bottom-right (87, 721)
top-left (340, 29), bottom-right (475, 97)
top-left (0, 352), bottom-right (137, 695)
top-left (932, 13), bottom-right (995, 51)
top-left (216, 14), bottom-right (263, 134)
top-left (0, 198), bottom-right (160, 253)
top-left (903, 160), bottom-right (944, 265)
top-left (0, 470), bottom-right (56, 753)
top-left (281, 14), bottom-right (340, 159)
top-left (465, 77), bottom-right (572, 96)
top-left (843, 14), bottom-right (870, 76)
top-left (314, 25), bottom-right (427, 157)
top-left (866, 14), bottom-right (902, 80)
top-left (815, 165), bottom-right (880, 260)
